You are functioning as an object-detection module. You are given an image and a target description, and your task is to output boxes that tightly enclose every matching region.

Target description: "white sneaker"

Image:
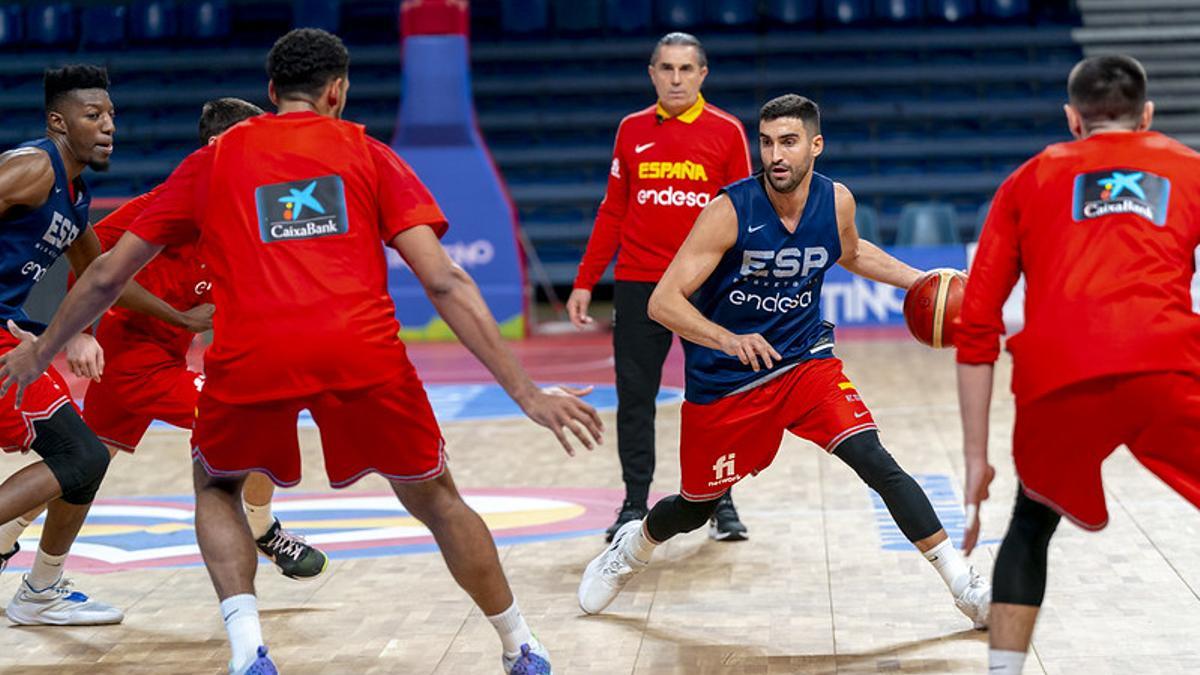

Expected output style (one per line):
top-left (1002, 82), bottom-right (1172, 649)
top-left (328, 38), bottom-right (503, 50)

top-left (6, 575), bottom-right (125, 626)
top-left (954, 567), bottom-right (991, 630)
top-left (578, 519), bottom-right (648, 615)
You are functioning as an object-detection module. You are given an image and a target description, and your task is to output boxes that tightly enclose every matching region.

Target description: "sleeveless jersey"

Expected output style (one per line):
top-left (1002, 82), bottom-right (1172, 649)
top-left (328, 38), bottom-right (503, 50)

top-left (684, 172), bottom-right (841, 403)
top-left (0, 138), bottom-right (90, 330)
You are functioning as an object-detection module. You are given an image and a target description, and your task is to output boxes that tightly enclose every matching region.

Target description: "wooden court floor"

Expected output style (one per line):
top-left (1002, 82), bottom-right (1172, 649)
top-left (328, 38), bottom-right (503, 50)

top-left (0, 337), bottom-right (1197, 674)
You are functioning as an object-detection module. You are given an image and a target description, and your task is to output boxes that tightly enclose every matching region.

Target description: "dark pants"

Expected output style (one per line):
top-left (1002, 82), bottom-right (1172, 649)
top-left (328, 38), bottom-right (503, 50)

top-left (613, 281), bottom-right (673, 506)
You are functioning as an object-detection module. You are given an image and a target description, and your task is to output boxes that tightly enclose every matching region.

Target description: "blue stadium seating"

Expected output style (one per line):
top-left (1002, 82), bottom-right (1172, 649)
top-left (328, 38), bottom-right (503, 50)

top-left (293, 0), bottom-right (339, 31)
top-left (502, 0), bottom-right (549, 34)
top-left (81, 5), bottom-right (126, 48)
top-left (766, 0), bottom-right (819, 24)
top-left (822, 0), bottom-right (871, 25)
top-left (657, 0), bottom-right (703, 29)
top-left (974, 199), bottom-right (992, 240)
top-left (896, 202), bottom-right (961, 245)
top-left (707, 0), bottom-right (757, 27)
top-left (26, 3), bottom-right (74, 47)
top-left (0, 5), bottom-right (22, 47)
top-left (927, 0), bottom-right (976, 23)
top-left (605, 0), bottom-right (652, 33)
top-left (982, 0), bottom-right (1027, 19)
top-left (875, 0), bottom-right (923, 22)
top-left (855, 204), bottom-right (882, 244)
top-left (554, 0), bottom-right (603, 33)
top-left (183, 1), bottom-right (230, 41)
top-left (130, 1), bottom-right (177, 42)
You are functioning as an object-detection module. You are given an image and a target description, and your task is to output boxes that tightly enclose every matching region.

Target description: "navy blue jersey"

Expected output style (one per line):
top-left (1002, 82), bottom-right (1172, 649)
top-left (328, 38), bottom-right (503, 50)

top-left (683, 172), bottom-right (842, 403)
top-left (0, 138), bottom-right (90, 329)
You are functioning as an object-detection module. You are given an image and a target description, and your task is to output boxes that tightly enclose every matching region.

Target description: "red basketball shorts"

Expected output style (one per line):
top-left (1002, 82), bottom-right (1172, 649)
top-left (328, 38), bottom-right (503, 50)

top-left (1014, 371), bottom-right (1200, 530)
top-left (191, 372), bottom-right (445, 489)
top-left (83, 365), bottom-right (202, 453)
top-left (679, 357), bottom-right (877, 501)
top-left (0, 331), bottom-right (75, 453)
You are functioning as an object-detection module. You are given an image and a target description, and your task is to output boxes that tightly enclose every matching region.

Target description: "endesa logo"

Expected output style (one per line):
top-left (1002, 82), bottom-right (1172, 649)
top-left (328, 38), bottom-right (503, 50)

top-left (637, 186), bottom-right (712, 208)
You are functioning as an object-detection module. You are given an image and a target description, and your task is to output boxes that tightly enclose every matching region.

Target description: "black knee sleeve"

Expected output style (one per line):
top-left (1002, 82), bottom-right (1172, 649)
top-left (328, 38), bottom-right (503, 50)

top-left (30, 406), bottom-right (110, 505)
top-left (992, 488), bottom-right (1061, 607)
top-left (645, 494), bottom-right (720, 543)
top-left (833, 431), bottom-right (942, 542)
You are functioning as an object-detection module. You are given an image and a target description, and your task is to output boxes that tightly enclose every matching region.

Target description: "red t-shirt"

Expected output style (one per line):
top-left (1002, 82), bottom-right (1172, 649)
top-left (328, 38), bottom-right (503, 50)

top-left (958, 131), bottom-right (1200, 403)
top-left (574, 96), bottom-right (752, 290)
top-left (129, 112), bottom-right (448, 403)
top-left (89, 184), bottom-right (210, 368)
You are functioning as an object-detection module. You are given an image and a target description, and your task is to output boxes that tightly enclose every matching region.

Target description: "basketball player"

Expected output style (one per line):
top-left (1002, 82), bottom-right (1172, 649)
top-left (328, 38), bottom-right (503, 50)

top-left (578, 94), bottom-right (991, 629)
top-left (957, 55), bottom-right (1200, 674)
top-left (0, 30), bottom-right (601, 675)
top-left (0, 65), bottom-right (125, 625)
top-left (0, 98), bottom-right (329, 581)
top-left (567, 32), bottom-right (753, 542)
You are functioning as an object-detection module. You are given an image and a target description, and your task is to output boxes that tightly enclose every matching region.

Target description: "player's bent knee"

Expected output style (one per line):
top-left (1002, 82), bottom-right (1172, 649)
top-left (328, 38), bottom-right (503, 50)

top-left (992, 490), bottom-right (1060, 607)
top-left (30, 407), bottom-right (111, 505)
top-left (646, 494), bottom-right (719, 542)
top-left (833, 431), bottom-right (905, 488)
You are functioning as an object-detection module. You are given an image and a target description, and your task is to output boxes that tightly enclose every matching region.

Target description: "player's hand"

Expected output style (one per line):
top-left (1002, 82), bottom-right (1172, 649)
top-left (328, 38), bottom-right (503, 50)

top-left (720, 332), bottom-right (782, 372)
top-left (566, 289), bottom-right (594, 329)
top-left (65, 332), bottom-right (104, 382)
top-left (0, 320), bottom-right (52, 408)
top-left (520, 384), bottom-right (604, 456)
top-left (961, 458), bottom-right (995, 556)
top-left (178, 303), bottom-right (215, 333)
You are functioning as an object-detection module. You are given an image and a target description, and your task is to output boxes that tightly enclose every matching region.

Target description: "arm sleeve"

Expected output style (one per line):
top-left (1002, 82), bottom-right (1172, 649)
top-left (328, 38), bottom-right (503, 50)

top-left (368, 138), bottom-right (448, 242)
top-left (956, 169), bottom-right (1025, 365)
top-left (128, 150), bottom-right (208, 247)
top-left (574, 121), bottom-right (629, 291)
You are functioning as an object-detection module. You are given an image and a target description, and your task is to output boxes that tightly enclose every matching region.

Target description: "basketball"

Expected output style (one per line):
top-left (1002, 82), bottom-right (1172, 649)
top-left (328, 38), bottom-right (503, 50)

top-left (903, 268), bottom-right (967, 349)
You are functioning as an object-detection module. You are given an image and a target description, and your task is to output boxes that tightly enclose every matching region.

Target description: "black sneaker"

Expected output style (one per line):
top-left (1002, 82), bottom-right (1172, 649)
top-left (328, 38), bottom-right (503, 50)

top-left (0, 541), bottom-right (19, 574)
top-left (708, 492), bottom-right (748, 542)
top-left (604, 500), bottom-right (648, 543)
top-left (255, 519), bottom-right (329, 579)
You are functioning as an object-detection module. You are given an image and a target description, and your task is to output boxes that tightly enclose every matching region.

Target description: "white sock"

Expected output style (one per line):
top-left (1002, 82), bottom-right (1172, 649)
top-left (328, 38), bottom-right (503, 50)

top-left (0, 516), bottom-right (33, 555)
top-left (243, 500), bottom-right (274, 540)
top-left (27, 548), bottom-right (67, 591)
top-left (621, 521), bottom-right (657, 564)
top-left (221, 594), bottom-right (264, 673)
top-left (923, 538), bottom-right (972, 596)
top-left (486, 601), bottom-right (534, 658)
top-left (988, 648), bottom-right (1026, 673)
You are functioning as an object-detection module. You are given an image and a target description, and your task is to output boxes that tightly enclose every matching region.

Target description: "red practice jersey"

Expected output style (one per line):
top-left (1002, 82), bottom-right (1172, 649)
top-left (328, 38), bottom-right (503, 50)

top-left (90, 184), bottom-right (210, 366)
top-left (958, 131), bottom-right (1200, 402)
top-left (573, 95), bottom-right (752, 290)
top-left (129, 111), bottom-right (448, 404)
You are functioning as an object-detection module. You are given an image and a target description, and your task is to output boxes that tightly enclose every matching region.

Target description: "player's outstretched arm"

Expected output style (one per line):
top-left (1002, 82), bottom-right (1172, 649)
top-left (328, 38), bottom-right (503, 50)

top-left (0, 149), bottom-right (55, 218)
top-left (391, 225), bottom-right (604, 456)
top-left (647, 195), bottom-right (781, 372)
top-left (833, 183), bottom-right (921, 290)
top-left (0, 231), bottom-right (163, 406)
top-left (65, 228), bottom-right (212, 333)
top-left (957, 362), bottom-right (996, 555)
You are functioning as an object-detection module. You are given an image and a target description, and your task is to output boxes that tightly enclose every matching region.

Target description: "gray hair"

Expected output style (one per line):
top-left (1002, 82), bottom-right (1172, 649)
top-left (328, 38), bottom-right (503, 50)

top-left (651, 32), bottom-right (707, 68)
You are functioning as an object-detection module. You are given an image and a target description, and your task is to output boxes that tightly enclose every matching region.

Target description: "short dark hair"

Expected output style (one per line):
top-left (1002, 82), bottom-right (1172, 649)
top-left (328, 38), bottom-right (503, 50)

top-left (198, 98), bottom-right (264, 145)
top-left (760, 94), bottom-right (821, 135)
top-left (44, 64), bottom-right (109, 112)
top-left (266, 28), bottom-right (350, 100)
top-left (1067, 55), bottom-right (1147, 130)
top-left (651, 32), bottom-right (707, 68)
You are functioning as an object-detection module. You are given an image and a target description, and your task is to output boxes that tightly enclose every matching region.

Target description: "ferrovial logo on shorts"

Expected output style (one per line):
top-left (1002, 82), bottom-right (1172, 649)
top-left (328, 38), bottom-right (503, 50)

top-left (709, 453), bottom-right (738, 487)
top-left (637, 186), bottom-right (712, 208)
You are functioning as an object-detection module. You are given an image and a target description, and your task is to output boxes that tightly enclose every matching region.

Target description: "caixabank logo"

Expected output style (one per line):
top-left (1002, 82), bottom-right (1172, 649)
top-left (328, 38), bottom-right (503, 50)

top-left (255, 175), bottom-right (349, 243)
top-left (1073, 168), bottom-right (1170, 226)
top-left (4, 488), bottom-right (628, 573)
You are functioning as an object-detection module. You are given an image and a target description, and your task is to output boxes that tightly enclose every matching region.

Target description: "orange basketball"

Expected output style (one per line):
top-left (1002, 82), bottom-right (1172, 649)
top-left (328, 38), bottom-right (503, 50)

top-left (903, 268), bottom-right (967, 349)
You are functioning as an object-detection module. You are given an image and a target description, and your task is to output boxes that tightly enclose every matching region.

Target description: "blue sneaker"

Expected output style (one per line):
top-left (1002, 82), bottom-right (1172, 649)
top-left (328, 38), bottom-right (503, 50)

top-left (231, 646), bottom-right (278, 675)
top-left (503, 639), bottom-right (551, 675)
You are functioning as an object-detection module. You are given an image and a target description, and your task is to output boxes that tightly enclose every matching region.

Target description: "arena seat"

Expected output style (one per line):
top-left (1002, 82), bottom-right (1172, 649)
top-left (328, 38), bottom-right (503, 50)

top-left (605, 0), bottom-right (653, 33)
top-left (656, 0), bottom-right (703, 29)
top-left (501, 0), bottom-right (549, 34)
top-left (927, 0), bottom-right (976, 23)
top-left (182, 1), bottom-right (229, 41)
top-left (554, 0), bottom-right (603, 33)
top-left (875, 0), bottom-right (923, 23)
top-left (981, 0), bottom-right (1027, 20)
top-left (0, 4), bottom-right (22, 47)
top-left (855, 203), bottom-right (883, 244)
top-left (26, 3), bottom-right (74, 47)
top-left (822, 0), bottom-right (871, 25)
top-left (896, 202), bottom-right (961, 245)
top-left (707, 0), bottom-right (758, 27)
top-left (130, 1), bottom-right (177, 42)
top-left (765, 0), bottom-right (819, 24)
top-left (292, 0), bottom-right (339, 31)
top-left (81, 5), bottom-right (126, 48)
top-left (974, 199), bottom-right (992, 240)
